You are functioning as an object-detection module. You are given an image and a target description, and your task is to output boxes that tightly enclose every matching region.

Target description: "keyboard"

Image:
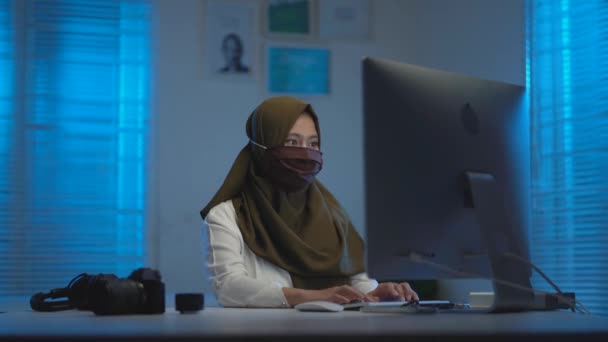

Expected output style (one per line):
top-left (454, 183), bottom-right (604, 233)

top-left (343, 300), bottom-right (462, 312)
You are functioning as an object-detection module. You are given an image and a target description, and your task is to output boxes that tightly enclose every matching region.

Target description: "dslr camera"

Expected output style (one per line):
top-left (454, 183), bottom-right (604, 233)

top-left (30, 267), bottom-right (165, 315)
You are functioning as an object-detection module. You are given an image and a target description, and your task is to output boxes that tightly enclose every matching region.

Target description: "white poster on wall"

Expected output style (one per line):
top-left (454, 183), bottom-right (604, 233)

top-left (319, 0), bottom-right (370, 40)
top-left (205, 0), bottom-right (257, 80)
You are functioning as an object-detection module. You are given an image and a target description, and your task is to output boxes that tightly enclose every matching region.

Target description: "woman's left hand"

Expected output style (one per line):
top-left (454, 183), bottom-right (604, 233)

top-left (367, 282), bottom-right (419, 302)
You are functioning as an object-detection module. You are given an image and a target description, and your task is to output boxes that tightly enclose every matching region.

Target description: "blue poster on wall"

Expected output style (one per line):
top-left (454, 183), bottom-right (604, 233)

top-left (267, 46), bottom-right (330, 94)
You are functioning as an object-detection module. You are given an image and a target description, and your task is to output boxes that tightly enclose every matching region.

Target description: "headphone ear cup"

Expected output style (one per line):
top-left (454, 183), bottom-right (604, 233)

top-left (68, 273), bottom-right (116, 310)
top-left (30, 291), bottom-right (73, 312)
top-left (69, 275), bottom-right (92, 310)
top-left (30, 292), bottom-right (47, 311)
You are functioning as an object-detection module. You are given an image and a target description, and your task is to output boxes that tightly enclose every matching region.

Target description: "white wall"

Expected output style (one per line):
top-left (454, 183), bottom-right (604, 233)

top-left (151, 0), bottom-right (525, 301)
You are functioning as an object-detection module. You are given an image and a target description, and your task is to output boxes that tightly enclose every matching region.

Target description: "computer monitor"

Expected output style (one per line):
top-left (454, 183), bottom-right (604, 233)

top-left (362, 57), bottom-right (533, 312)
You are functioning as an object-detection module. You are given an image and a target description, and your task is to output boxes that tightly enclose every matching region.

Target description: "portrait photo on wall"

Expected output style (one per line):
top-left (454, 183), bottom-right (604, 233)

top-left (205, 0), bottom-right (257, 79)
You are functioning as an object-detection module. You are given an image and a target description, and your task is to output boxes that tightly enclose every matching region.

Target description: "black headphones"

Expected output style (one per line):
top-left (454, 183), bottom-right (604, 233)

top-left (30, 287), bottom-right (73, 312)
top-left (30, 273), bottom-right (117, 312)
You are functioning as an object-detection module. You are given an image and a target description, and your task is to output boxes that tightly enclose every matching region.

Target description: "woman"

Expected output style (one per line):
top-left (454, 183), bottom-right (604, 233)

top-left (200, 96), bottom-right (418, 308)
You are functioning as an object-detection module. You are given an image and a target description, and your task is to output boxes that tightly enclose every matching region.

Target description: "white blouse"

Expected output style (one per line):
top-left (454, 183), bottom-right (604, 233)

top-left (204, 200), bottom-right (379, 308)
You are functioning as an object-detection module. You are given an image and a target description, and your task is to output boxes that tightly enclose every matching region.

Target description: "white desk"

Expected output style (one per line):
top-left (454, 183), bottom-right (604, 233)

top-left (2, 296), bottom-right (607, 341)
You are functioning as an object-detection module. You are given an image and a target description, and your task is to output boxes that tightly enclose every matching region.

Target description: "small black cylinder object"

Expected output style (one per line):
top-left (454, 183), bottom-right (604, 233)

top-left (175, 293), bottom-right (204, 313)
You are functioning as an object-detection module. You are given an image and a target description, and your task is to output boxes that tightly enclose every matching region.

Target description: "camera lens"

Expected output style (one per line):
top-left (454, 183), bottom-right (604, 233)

top-left (88, 278), bottom-right (146, 315)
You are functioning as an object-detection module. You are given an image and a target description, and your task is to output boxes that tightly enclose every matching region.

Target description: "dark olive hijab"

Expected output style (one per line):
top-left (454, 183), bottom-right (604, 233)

top-left (200, 96), bottom-right (365, 290)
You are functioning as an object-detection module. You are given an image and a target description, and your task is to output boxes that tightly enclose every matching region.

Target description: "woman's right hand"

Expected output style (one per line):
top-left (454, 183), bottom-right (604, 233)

top-left (283, 285), bottom-right (376, 307)
top-left (316, 285), bottom-right (377, 304)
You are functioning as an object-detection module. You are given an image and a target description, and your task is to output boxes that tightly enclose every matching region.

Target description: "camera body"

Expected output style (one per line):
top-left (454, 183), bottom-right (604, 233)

top-left (85, 268), bottom-right (165, 315)
top-left (31, 267), bottom-right (165, 315)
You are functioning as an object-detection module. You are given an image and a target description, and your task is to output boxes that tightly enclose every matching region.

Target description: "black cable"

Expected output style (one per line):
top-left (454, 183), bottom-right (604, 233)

top-left (408, 251), bottom-right (588, 314)
top-left (502, 253), bottom-right (583, 313)
top-left (503, 253), bottom-right (563, 294)
top-left (67, 273), bottom-right (88, 288)
top-left (409, 253), bottom-right (539, 294)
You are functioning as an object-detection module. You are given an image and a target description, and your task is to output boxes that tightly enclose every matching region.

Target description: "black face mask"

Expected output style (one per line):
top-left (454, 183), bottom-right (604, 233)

top-left (251, 141), bottom-right (323, 192)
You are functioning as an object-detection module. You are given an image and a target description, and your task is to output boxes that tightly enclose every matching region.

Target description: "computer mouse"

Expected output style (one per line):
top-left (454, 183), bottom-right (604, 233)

top-left (294, 301), bottom-right (344, 312)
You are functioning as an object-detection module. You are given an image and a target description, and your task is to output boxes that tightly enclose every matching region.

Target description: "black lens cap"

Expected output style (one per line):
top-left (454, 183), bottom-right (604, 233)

top-left (175, 293), bottom-right (204, 313)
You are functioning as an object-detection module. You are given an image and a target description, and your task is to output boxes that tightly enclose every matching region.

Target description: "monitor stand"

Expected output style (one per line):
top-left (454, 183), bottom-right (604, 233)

top-left (465, 171), bottom-right (534, 313)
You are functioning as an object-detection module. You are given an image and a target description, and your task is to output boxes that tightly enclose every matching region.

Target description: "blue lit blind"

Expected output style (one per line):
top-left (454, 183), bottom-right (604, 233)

top-left (528, 0), bottom-right (608, 315)
top-left (0, 0), bottom-right (15, 293)
top-left (0, 0), bottom-right (150, 295)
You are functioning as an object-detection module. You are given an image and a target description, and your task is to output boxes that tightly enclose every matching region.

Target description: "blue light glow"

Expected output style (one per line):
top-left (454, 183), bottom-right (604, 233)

top-left (529, 0), bottom-right (608, 316)
top-left (0, 0), bottom-right (13, 273)
top-left (1, 0), bottom-right (150, 295)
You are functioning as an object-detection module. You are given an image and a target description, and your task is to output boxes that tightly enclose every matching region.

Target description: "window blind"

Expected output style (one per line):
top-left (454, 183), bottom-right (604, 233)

top-left (0, 0), bottom-right (150, 295)
top-left (528, 0), bottom-right (608, 315)
top-left (0, 0), bottom-right (16, 293)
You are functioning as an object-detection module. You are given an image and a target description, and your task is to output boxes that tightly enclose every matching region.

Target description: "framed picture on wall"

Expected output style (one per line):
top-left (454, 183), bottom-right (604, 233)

top-left (265, 44), bottom-right (330, 95)
top-left (263, 0), bottom-right (316, 39)
top-left (319, 0), bottom-right (371, 41)
top-left (204, 0), bottom-right (258, 80)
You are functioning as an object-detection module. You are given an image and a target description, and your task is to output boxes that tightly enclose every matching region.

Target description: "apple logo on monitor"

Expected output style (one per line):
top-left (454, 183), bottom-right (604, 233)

top-left (461, 102), bottom-right (479, 136)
